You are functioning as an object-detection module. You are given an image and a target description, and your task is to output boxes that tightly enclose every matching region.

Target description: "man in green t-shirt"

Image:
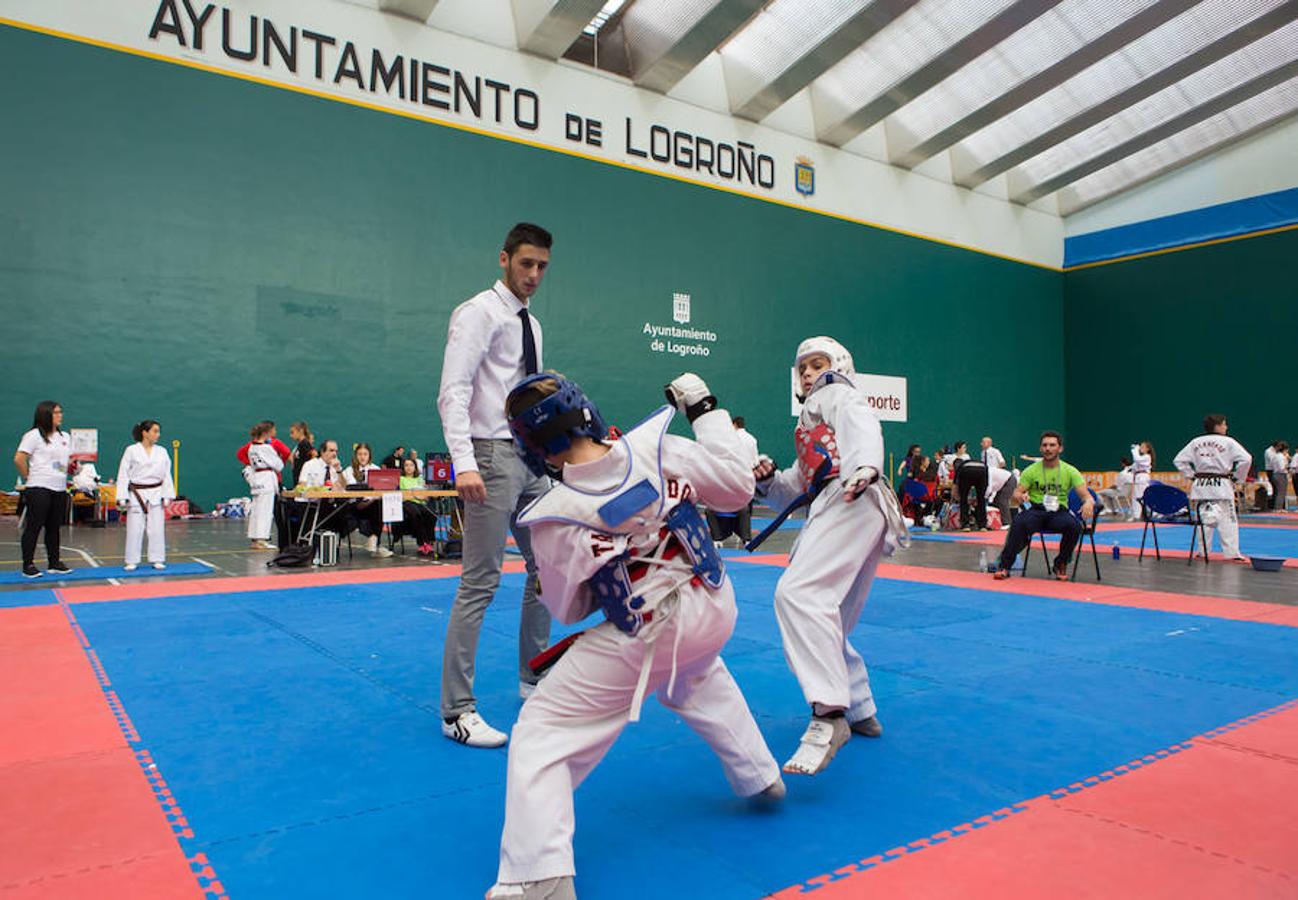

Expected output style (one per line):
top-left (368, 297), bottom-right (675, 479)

top-left (993, 431), bottom-right (1095, 580)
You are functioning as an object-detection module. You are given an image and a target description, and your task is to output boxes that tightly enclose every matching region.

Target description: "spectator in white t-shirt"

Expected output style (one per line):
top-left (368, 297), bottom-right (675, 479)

top-left (13, 401), bottom-right (73, 578)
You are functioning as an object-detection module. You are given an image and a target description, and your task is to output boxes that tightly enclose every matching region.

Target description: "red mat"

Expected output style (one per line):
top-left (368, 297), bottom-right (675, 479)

top-left (0, 606), bottom-right (206, 898)
top-left (769, 702), bottom-right (1298, 899)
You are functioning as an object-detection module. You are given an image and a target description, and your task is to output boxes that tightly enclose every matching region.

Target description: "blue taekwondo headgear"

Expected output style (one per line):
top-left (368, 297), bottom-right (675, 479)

top-left (507, 372), bottom-right (609, 477)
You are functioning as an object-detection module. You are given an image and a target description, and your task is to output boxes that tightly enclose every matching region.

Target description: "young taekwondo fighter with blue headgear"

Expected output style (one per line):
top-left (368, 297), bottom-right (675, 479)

top-left (753, 337), bottom-right (909, 777)
top-left (485, 371), bottom-right (782, 900)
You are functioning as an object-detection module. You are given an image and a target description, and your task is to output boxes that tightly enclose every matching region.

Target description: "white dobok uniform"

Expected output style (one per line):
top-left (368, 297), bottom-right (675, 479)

top-left (244, 442), bottom-right (283, 541)
top-left (1129, 445), bottom-right (1152, 519)
top-left (496, 406), bottom-right (780, 885)
top-left (757, 373), bottom-right (906, 719)
top-left (116, 443), bottom-right (175, 566)
top-left (1172, 434), bottom-right (1251, 558)
top-left (1099, 467), bottom-right (1133, 517)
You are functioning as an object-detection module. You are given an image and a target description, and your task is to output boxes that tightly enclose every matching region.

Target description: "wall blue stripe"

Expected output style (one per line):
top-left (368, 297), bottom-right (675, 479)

top-left (1064, 186), bottom-right (1298, 267)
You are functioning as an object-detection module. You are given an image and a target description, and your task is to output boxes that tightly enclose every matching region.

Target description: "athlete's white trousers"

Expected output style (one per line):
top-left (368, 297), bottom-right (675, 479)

top-left (247, 492), bottom-right (275, 541)
top-left (496, 583), bottom-right (779, 884)
top-left (774, 481), bottom-right (885, 718)
top-left (1195, 497), bottom-right (1241, 558)
top-left (124, 501), bottom-right (166, 565)
top-left (1130, 474), bottom-right (1150, 520)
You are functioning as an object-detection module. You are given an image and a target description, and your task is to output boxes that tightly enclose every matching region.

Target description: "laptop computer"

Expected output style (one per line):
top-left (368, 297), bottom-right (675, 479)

top-left (367, 468), bottom-right (401, 491)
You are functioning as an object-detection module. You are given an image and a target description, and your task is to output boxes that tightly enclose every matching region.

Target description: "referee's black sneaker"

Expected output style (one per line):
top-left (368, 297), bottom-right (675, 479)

top-left (47, 562), bottom-right (72, 575)
top-left (22, 565), bottom-right (42, 578)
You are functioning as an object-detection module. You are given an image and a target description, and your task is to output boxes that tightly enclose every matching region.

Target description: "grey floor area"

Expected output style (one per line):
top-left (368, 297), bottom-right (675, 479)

top-left (2, 512), bottom-right (1295, 606)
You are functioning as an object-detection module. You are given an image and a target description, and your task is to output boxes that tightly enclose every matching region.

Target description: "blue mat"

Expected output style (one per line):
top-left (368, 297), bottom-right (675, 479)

top-left (0, 560), bottom-right (213, 585)
top-left (0, 588), bottom-right (58, 608)
top-left (66, 564), bottom-right (1298, 899)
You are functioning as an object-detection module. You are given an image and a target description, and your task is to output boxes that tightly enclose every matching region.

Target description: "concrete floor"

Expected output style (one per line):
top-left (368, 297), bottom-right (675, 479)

top-left (3, 512), bottom-right (1294, 606)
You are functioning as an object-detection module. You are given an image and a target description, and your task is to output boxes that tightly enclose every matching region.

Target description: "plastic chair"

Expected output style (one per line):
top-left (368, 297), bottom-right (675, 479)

top-left (1020, 488), bottom-right (1099, 581)
top-left (1138, 482), bottom-right (1207, 565)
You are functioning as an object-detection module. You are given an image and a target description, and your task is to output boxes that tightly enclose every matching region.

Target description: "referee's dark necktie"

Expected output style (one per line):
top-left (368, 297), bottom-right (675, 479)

top-left (519, 308), bottom-right (538, 375)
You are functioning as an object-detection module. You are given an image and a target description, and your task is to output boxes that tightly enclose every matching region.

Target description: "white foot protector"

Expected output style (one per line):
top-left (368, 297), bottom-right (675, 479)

top-left (485, 876), bottom-right (576, 900)
top-left (783, 716), bottom-right (850, 776)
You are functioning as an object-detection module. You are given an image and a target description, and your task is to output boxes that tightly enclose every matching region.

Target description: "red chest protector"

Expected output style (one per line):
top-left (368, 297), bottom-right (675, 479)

top-left (794, 422), bottom-right (841, 491)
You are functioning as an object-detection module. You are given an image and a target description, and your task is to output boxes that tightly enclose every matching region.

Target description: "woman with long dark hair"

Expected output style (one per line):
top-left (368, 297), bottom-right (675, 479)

top-left (115, 420), bottom-right (175, 570)
top-left (13, 400), bottom-right (72, 578)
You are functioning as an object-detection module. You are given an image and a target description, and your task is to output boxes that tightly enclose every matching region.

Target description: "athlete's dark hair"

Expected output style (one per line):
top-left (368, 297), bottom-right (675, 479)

top-left (132, 420), bottom-right (160, 442)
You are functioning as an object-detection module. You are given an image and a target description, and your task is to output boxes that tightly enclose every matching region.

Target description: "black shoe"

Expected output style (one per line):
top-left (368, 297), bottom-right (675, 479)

top-left (1053, 559), bottom-right (1070, 581)
top-left (47, 562), bottom-right (72, 575)
top-left (850, 715), bottom-right (884, 738)
top-left (22, 565), bottom-right (42, 579)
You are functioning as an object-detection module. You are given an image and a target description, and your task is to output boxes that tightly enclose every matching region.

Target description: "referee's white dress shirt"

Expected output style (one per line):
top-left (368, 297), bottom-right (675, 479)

top-left (437, 280), bottom-right (544, 475)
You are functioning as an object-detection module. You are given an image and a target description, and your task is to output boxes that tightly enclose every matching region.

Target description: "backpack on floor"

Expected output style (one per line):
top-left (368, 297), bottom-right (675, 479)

top-left (268, 542), bottom-right (314, 568)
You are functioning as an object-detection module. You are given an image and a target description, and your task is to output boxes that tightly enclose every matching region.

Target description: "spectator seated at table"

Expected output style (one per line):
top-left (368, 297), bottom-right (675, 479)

top-left (397, 457), bottom-right (439, 556)
top-left (992, 430), bottom-right (1094, 581)
top-left (299, 440), bottom-right (392, 558)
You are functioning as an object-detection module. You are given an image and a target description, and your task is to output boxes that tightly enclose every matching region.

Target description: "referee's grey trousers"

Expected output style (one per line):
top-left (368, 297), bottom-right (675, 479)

top-left (440, 438), bottom-right (551, 719)
top-left (1269, 471), bottom-right (1289, 510)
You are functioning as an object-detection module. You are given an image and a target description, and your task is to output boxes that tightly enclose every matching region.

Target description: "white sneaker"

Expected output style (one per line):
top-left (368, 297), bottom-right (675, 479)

top-left (123, 564), bottom-right (138, 572)
top-left (366, 535), bottom-right (394, 558)
top-left (783, 715), bottom-right (850, 776)
top-left (152, 562), bottom-right (166, 570)
top-left (485, 876), bottom-right (576, 900)
top-left (442, 711), bottom-right (508, 748)
top-left (519, 681), bottom-right (537, 700)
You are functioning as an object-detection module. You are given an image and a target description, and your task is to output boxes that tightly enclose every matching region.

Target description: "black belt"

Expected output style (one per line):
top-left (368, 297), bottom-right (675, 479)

top-left (1193, 472), bottom-right (1231, 479)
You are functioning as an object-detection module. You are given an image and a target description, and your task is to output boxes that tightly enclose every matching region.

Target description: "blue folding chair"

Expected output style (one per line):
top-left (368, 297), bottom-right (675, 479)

top-left (1020, 487), bottom-right (1100, 581)
top-left (1138, 482), bottom-right (1208, 565)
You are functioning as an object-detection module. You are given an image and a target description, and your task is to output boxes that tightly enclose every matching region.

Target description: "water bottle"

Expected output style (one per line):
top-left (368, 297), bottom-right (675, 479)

top-left (1111, 542), bottom-right (1120, 560)
top-left (978, 549), bottom-right (988, 572)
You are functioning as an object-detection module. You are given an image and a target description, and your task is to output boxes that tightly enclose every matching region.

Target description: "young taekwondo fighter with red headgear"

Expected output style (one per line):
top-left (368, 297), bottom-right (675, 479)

top-left (753, 336), bottom-right (909, 776)
top-left (485, 371), bottom-right (782, 900)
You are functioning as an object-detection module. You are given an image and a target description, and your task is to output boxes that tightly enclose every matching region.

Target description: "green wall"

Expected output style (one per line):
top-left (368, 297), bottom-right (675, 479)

top-left (1, 25), bottom-right (1064, 507)
top-left (1064, 229), bottom-right (1297, 472)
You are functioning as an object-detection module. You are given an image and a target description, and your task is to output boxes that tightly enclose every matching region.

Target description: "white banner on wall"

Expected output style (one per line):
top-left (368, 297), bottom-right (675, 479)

top-left (0, 0), bottom-right (1062, 268)
top-left (791, 371), bottom-right (908, 423)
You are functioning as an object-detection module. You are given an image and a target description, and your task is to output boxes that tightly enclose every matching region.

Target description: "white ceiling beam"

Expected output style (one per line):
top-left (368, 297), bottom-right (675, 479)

top-left (377, 0), bottom-right (440, 24)
top-left (622, 0), bottom-right (766, 95)
top-left (893, 0), bottom-right (1200, 169)
top-left (816, 0), bottom-right (1064, 148)
top-left (514, 0), bottom-right (610, 58)
top-left (728, 0), bottom-right (921, 122)
top-left (1058, 108), bottom-right (1298, 216)
top-left (1013, 58), bottom-right (1298, 205)
top-left (958, 2), bottom-right (1298, 189)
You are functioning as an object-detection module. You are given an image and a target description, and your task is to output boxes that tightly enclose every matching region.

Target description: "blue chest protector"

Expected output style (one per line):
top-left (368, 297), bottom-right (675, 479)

top-left (517, 406), bottom-right (724, 636)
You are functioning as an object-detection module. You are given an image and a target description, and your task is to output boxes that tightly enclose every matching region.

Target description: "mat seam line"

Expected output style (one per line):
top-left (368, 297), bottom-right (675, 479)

top-left (51, 592), bottom-right (230, 900)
